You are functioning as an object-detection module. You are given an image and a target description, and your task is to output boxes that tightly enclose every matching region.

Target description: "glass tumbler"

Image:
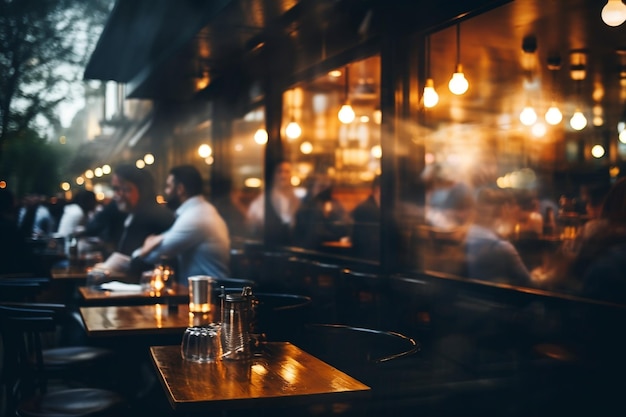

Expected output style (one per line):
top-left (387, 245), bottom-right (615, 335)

top-left (180, 324), bottom-right (223, 363)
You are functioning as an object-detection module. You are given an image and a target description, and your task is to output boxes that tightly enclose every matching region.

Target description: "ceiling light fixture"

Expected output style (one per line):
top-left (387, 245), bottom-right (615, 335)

top-left (545, 55), bottom-right (563, 125)
top-left (602, 0), bottom-right (626, 26)
top-left (448, 23), bottom-right (469, 95)
top-left (569, 51), bottom-right (587, 131)
top-left (423, 35), bottom-right (439, 108)
top-left (338, 65), bottom-right (356, 124)
top-left (285, 89), bottom-right (302, 140)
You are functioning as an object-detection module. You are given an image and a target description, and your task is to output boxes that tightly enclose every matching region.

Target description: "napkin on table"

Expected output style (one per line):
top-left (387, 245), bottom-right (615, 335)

top-left (99, 281), bottom-right (142, 292)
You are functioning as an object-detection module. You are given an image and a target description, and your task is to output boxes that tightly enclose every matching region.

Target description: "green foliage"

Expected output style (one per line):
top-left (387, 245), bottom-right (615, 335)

top-left (0, 128), bottom-right (66, 197)
top-left (0, 0), bottom-right (113, 194)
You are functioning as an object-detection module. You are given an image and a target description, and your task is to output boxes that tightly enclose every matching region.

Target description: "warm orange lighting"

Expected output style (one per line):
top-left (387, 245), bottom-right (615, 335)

top-left (0, 181), bottom-right (6, 189)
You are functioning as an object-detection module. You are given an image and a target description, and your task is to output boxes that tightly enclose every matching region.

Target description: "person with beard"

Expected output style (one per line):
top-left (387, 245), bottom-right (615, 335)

top-left (134, 165), bottom-right (230, 283)
top-left (109, 164), bottom-right (175, 276)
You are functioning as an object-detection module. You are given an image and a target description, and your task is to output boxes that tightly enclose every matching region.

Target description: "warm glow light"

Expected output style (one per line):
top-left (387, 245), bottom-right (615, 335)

top-left (61, 182), bottom-right (70, 191)
top-left (328, 70), bottom-right (342, 78)
top-left (204, 156), bottom-right (214, 165)
top-left (144, 154), bottom-right (155, 165)
top-left (423, 78), bottom-right (439, 108)
top-left (94, 167), bottom-right (103, 177)
top-left (96, 192), bottom-right (105, 201)
top-left (76, 177), bottom-right (84, 185)
top-left (300, 141), bottom-right (313, 154)
top-left (602, 0), bottom-right (626, 26)
top-left (156, 195), bottom-right (165, 204)
top-left (285, 121), bottom-right (302, 140)
top-left (198, 144), bottom-right (212, 158)
top-left (570, 110), bottom-right (587, 130)
top-left (610, 166), bottom-right (621, 177)
top-left (620, 129), bottom-right (626, 143)
top-left (85, 170), bottom-right (94, 179)
top-left (359, 115), bottom-right (370, 123)
top-left (136, 159), bottom-right (145, 169)
top-left (338, 104), bottom-right (356, 124)
top-left (59, 136), bottom-right (66, 144)
top-left (244, 177), bottom-right (262, 188)
top-left (531, 123), bottom-right (547, 138)
top-left (373, 109), bottom-right (382, 125)
top-left (545, 105), bottom-right (563, 125)
top-left (520, 106), bottom-right (538, 126)
top-left (448, 65), bottom-right (469, 95)
top-left (254, 128), bottom-right (268, 144)
top-left (102, 164), bottom-right (111, 175)
top-left (371, 145), bottom-right (382, 159)
top-left (0, 181), bottom-right (7, 189)
top-left (591, 144), bottom-right (606, 158)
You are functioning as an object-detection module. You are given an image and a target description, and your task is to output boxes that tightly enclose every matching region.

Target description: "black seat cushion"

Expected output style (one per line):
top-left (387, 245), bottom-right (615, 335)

top-left (18, 388), bottom-right (126, 417)
top-left (42, 346), bottom-right (112, 369)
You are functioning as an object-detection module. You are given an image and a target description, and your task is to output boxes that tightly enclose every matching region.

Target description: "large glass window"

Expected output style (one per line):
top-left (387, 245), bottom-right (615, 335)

top-left (395, 1), bottom-right (626, 304)
top-left (277, 55), bottom-right (382, 258)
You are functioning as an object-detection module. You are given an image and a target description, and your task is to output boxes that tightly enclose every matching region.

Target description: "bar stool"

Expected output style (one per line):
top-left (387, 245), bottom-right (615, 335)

top-left (0, 304), bottom-right (127, 417)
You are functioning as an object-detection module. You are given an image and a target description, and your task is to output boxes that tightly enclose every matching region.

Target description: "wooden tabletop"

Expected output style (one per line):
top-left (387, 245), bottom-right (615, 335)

top-left (150, 343), bottom-right (371, 412)
top-left (79, 304), bottom-right (218, 337)
top-left (78, 284), bottom-right (189, 306)
top-left (50, 267), bottom-right (127, 281)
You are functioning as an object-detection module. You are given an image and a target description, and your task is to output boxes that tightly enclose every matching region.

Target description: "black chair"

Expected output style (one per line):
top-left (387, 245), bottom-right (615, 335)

top-left (0, 304), bottom-right (127, 417)
top-left (250, 292), bottom-right (313, 342)
top-left (0, 277), bottom-right (51, 302)
top-left (291, 324), bottom-right (420, 417)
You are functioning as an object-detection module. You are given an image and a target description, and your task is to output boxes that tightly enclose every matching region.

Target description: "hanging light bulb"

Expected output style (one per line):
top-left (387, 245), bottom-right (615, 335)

top-left (448, 24), bottom-right (469, 95)
top-left (338, 65), bottom-right (355, 123)
top-left (285, 121), bottom-right (302, 140)
top-left (338, 104), bottom-right (355, 124)
top-left (570, 109), bottom-right (587, 131)
top-left (423, 78), bottom-right (439, 108)
top-left (286, 89), bottom-right (302, 140)
top-left (423, 36), bottom-right (438, 108)
top-left (520, 105), bottom-right (538, 126)
top-left (602, 0), bottom-right (626, 26)
top-left (619, 129), bottom-right (626, 143)
top-left (545, 104), bottom-right (563, 125)
top-left (254, 128), bottom-right (268, 144)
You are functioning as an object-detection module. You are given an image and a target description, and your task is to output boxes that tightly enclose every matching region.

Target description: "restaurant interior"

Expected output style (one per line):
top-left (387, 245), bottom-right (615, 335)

top-left (4, 0), bottom-right (626, 416)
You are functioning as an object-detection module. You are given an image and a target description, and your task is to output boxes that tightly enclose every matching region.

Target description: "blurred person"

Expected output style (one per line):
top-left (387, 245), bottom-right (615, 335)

top-left (134, 165), bottom-right (230, 282)
top-left (211, 173), bottom-right (248, 238)
top-left (293, 174), bottom-right (351, 249)
top-left (569, 177), bottom-right (626, 304)
top-left (577, 182), bottom-right (611, 240)
top-left (513, 189), bottom-right (543, 238)
top-left (0, 188), bottom-right (42, 275)
top-left (81, 199), bottom-right (127, 257)
top-left (465, 188), bottom-right (531, 286)
top-left (247, 160), bottom-right (300, 245)
top-left (91, 164), bottom-right (174, 277)
top-left (55, 190), bottom-right (97, 237)
top-left (421, 162), bottom-right (474, 229)
top-left (350, 175), bottom-right (381, 259)
top-left (17, 194), bottom-right (56, 238)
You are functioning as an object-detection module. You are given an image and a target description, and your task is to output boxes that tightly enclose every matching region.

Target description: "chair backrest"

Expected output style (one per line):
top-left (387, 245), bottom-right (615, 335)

top-left (251, 292), bottom-right (313, 341)
top-left (0, 277), bottom-right (50, 302)
top-left (0, 304), bottom-right (59, 411)
top-left (295, 324), bottom-right (419, 372)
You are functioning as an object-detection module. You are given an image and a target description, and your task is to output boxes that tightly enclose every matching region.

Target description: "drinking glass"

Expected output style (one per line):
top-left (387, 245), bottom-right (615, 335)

top-left (180, 324), bottom-right (222, 363)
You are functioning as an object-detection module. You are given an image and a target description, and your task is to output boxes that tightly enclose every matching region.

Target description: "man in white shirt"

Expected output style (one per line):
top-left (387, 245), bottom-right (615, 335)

top-left (135, 165), bottom-right (230, 283)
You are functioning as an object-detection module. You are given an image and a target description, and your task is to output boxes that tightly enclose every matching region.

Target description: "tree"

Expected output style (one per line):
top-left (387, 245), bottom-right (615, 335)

top-left (0, 0), bottom-right (113, 163)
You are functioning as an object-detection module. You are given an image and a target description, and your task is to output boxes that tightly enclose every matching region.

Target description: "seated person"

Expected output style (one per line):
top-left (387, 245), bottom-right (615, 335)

top-left (17, 194), bottom-right (56, 238)
top-left (465, 188), bottom-right (531, 286)
top-left (247, 160), bottom-right (300, 245)
top-left (134, 165), bottom-right (231, 283)
top-left (55, 190), bottom-right (97, 237)
top-left (293, 174), bottom-right (351, 249)
top-left (570, 177), bottom-right (626, 305)
top-left (350, 175), bottom-right (380, 258)
top-left (0, 188), bottom-right (43, 276)
top-left (80, 199), bottom-right (127, 257)
top-left (98, 164), bottom-right (174, 276)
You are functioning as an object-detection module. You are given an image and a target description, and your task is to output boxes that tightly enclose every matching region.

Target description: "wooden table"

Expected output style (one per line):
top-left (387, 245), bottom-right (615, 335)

top-left (79, 304), bottom-right (218, 338)
top-left (78, 285), bottom-right (189, 306)
top-left (150, 343), bottom-right (371, 413)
